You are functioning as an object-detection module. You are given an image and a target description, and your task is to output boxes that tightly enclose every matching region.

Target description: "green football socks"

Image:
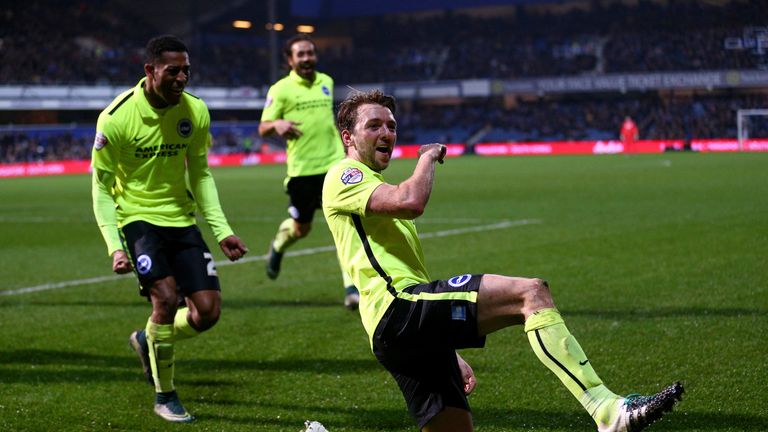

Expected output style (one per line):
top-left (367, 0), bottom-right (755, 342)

top-left (524, 308), bottom-right (621, 425)
top-left (146, 320), bottom-right (175, 393)
top-left (173, 307), bottom-right (200, 342)
top-left (273, 218), bottom-right (299, 253)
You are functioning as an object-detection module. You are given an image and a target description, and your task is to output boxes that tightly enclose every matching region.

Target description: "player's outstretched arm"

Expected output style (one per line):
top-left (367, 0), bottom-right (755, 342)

top-left (367, 143), bottom-right (446, 219)
top-left (219, 235), bottom-right (248, 261)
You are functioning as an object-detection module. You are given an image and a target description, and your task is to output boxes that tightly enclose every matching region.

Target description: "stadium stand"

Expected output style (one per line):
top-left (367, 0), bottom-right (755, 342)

top-left (1, 0), bottom-right (767, 161)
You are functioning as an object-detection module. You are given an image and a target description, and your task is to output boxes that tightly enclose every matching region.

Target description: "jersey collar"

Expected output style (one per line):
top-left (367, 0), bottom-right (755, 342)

top-left (289, 70), bottom-right (317, 87)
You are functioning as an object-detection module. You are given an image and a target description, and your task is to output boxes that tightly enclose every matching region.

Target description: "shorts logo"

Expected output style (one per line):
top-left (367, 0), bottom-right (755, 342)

top-left (448, 274), bottom-right (472, 287)
top-left (288, 205), bottom-right (300, 220)
top-left (177, 119), bottom-right (193, 138)
top-left (136, 254), bottom-right (153, 275)
top-left (94, 132), bottom-right (108, 150)
top-left (264, 96), bottom-right (273, 108)
top-left (451, 305), bottom-right (467, 321)
top-left (340, 167), bottom-right (363, 184)
top-left (321, 85), bottom-right (330, 96)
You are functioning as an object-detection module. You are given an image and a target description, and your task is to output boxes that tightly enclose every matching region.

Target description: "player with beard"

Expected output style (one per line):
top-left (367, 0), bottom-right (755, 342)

top-left (322, 89), bottom-right (684, 432)
top-left (92, 35), bottom-right (248, 422)
top-left (259, 34), bottom-right (358, 309)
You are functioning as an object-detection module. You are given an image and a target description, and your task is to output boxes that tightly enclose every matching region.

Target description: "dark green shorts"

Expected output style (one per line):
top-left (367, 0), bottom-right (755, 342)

top-left (121, 220), bottom-right (220, 298)
top-left (372, 274), bottom-right (486, 428)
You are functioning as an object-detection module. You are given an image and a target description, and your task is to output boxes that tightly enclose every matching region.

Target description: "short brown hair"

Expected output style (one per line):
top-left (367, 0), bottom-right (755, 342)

top-left (336, 89), bottom-right (397, 132)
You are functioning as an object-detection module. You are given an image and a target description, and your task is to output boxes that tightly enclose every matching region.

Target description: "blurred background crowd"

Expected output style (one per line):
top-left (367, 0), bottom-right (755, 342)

top-left (1, 0), bottom-right (767, 163)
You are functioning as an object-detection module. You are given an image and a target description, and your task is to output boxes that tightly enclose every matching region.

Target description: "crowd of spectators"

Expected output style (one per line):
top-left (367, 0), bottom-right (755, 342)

top-left (396, 92), bottom-right (768, 144)
top-left (3, 92), bottom-right (766, 164)
top-left (1, 0), bottom-right (767, 163)
top-left (0, 2), bottom-right (154, 85)
top-left (0, 129), bottom-right (91, 163)
top-left (1, 1), bottom-right (765, 86)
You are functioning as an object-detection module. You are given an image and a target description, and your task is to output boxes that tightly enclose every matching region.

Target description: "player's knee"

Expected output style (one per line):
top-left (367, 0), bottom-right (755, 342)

top-left (151, 287), bottom-right (180, 319)
top-left (194, 306), bottom-right (220, 331)
top-left (294, 223), bottom-right (312, 238)
top-left (522, 278), bottom-right (554, 309)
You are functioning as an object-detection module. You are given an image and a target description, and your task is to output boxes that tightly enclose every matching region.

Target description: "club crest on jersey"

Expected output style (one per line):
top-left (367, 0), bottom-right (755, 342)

top-left (321, 85), bottom-right (330, 96)
top-left (93, 132), bottom-right (108, 150)
top-left (448, 274), bottom-right (472, 287)
top-left (136, 254), bottom-right (153, 275)
top-left (177, 119), bottom-right (193, 138)
top-left (340, 167), bottom-right (363, 184)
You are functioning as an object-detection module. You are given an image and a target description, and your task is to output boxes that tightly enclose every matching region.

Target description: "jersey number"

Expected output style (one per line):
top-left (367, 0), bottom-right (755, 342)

top-left (204, 252), bottom-right (218, 277)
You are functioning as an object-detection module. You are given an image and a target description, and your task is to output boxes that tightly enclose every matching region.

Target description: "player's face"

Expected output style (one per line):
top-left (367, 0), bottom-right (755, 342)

top-left (144, 51), bottom-right (190, 108)
top-left (288, 40), bottom-right (317, 80)
top-left (347, 104), bottom-right (397, 172)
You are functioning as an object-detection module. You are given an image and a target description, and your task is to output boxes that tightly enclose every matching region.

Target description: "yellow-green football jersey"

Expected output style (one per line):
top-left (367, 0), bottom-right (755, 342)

top-left (92, 79), bottom-right (232, 240)
top-left (261, 70), bottom-right (344, 178)
top-left (323, 158), bottom-right (431, 343)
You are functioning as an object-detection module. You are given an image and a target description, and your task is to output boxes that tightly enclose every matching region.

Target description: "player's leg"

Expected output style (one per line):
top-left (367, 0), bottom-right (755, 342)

top-left (477, 274), bottom-right (683, 431)
top-left (182, 290), bottom-right (221, 331)
top-left (373, 277), bottom-right (485, 430)
top-left (173, 229), bottom-right (222, 340)
top-left (146, 225), bottom-right (222, 422)
top-left (422, 406), bottom-right (472, 432)
top-left (121, 221), bottom-right (179, 393)
top-left (144, 276), bottom-right (193, 422)
top-left (267, 175), bottom-right (316, 279)
top-left (145, 276), bottom-right (181, 394)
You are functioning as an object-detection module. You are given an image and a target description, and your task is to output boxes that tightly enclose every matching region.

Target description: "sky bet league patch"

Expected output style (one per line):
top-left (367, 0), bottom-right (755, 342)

top-left (93, 132), bottom-right (108, 150)
top-left (341, 167), bottom-right (363, 184)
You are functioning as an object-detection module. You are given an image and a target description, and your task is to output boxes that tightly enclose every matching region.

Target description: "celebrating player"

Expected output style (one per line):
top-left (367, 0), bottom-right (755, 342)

top-left (91, 35), bottom-right (248, 423)
top-left (259, 34), bottom-right (359, 309)
top-left (322, 89), bottom-right (684, 431)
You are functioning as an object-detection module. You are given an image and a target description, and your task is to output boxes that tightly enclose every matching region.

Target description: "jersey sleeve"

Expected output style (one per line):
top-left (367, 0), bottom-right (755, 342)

top-left (187, 107), bottom-right (235, 243)
top-left (91, 111), bottom-right (122, 173)
top-left (324, 163), bottom-right (382, 216)
top-left (260, 84), bottom-right (283, 122)
top-left (91, 169), bottom-right (123, 255)
top-left (90, 111), bottom-right (124, 255)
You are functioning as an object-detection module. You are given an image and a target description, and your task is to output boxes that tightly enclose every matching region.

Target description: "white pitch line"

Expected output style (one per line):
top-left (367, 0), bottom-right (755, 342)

top-left (1, 218), bottom-right (541, 296)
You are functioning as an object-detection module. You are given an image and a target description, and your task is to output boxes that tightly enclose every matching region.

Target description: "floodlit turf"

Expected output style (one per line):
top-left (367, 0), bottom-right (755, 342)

top-left (0, 152), bottom-right (766, 431)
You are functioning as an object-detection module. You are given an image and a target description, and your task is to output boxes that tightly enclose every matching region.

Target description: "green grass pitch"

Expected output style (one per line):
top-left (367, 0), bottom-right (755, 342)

top-left (0, 152), bottom-right (766, 431)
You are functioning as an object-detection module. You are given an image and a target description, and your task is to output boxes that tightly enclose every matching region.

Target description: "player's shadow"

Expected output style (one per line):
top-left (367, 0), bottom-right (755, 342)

top-left (3, 350), bottom-right (766, 430)
top-left (0, 349), bottom-right (142, 384)
top-left (0, 298), bottom-right (343, 309)
top-left (0, 349), bottom-right (379, 384)
top-left (560, 306), bottom-right (765, 319)
top-left (0, 300), bottom-right (149, 308)
top-left (193, 399), bottom-right (768, 431)
top-left (185, 356), bottom-right (379, 375)
top-left (222, 298), bottom-right (342, 308)
top-left (471, 407), bottom-right (768, 431)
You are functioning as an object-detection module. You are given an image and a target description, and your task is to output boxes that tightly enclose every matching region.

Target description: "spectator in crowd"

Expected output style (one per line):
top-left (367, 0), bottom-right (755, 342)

top-left (620, 116), bottom-right (639, 150)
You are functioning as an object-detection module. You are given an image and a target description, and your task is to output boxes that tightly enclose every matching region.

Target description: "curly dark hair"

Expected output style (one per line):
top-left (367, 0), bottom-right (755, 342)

top-left (336, 89), bottom-right (397, 132)
top-left (283, 33), bottom-right (315, 59)
top-left (145, 35), bottom-right (187, 64)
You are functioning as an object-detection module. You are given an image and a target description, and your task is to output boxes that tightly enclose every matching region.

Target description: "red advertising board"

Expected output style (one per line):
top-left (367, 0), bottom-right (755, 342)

top-left (474, 140), bottom-right (683, 156)
top-left (2, 139), bottom-right (767, 178)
